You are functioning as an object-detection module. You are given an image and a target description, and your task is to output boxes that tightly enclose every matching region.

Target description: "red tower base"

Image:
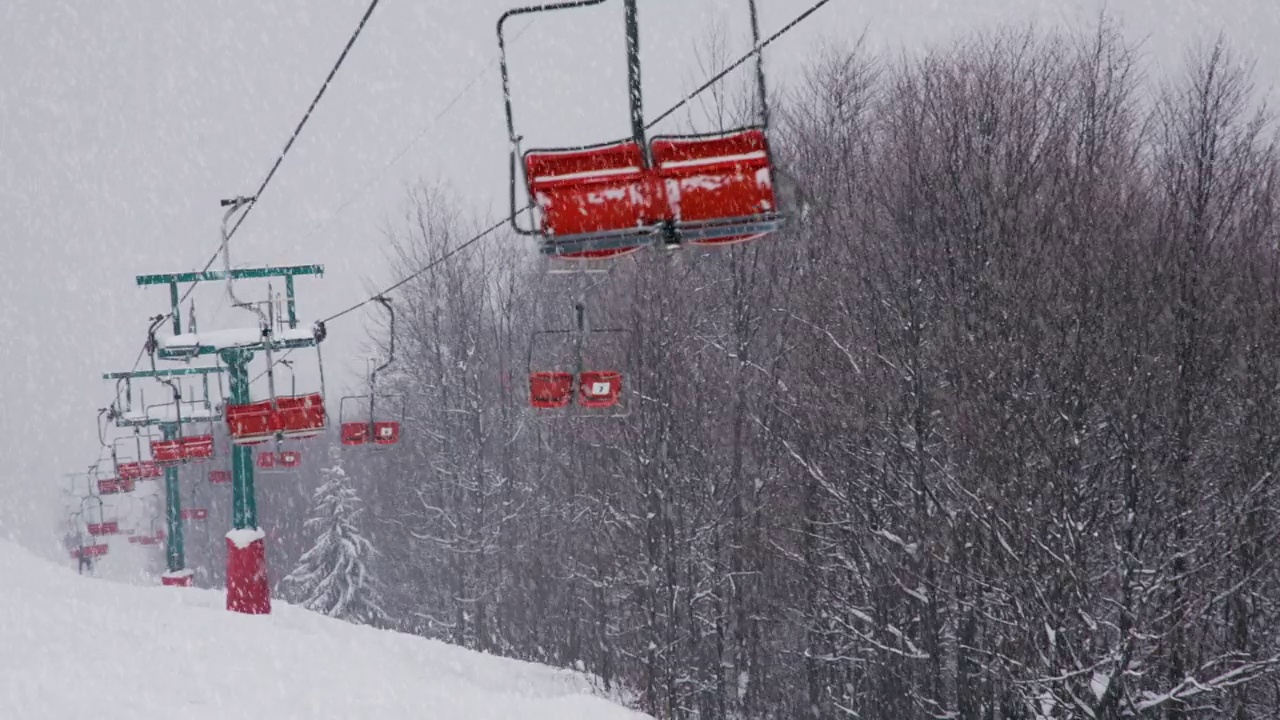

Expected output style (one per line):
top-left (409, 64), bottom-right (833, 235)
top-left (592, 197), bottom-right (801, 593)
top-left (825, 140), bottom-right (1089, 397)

top-left (161, 569), bottom-right (194, 587)
top-left (226, 529), bottom-right (271, 615)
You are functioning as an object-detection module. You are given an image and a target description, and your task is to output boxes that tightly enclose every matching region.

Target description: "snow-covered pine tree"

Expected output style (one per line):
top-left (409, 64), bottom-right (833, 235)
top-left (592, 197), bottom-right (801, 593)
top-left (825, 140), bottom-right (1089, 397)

top-left (283, 448), bottom-right (389, 626)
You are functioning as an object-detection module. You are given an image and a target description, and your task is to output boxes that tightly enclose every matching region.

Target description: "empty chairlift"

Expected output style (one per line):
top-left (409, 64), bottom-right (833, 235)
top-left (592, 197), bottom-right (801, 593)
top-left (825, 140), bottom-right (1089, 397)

top-left (527, 301), bottom-right (629, 415)
top-left (497, 0), bottom-right (785, 259)
top-left (340, 298), bottom-right (404, 447)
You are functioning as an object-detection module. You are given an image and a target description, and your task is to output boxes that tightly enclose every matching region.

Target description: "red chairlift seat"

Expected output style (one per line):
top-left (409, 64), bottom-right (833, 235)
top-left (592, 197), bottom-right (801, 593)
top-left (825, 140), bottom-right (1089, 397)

top-left (180, 509), bottom-right (208, 521)
top-left (650, 128), bottom-right (783, 245)
top-left (209, 470), bottom-right (231, 484)
top-left (526, 141), bottom-right (665, 259)
top-left (274, 393), bottom-right (326, 439)
top-left (373, 422), bottom-right (400, 445)
top-left (342, 421), bottom-right (402, 446)
top-left (87, 521), bottom-right (119, 536)
top-left (117, 461), bottom-right (161, 480)
top-left (530, 371), bottom-right (575, 409)
top-left (256, 450), bottom-right (302, 470)
top-left (72, 544), bottom-right (109, 559)
top-left (151, 435), bottom-right (214, 465)
top-left (137, 535), bottom-right (160, 546)
top-left (151, 440), bottom-right (183, 465)
top-left (149, 437), bottom-right (208, 463)
top-left (226, 400), bottom-right (276, 445)
top-left (97, 478), bottom-right (135, 495)
top-left (577, 370), bottom-right (623, 409)
top-left (340, 422), bottom-right (370, 446)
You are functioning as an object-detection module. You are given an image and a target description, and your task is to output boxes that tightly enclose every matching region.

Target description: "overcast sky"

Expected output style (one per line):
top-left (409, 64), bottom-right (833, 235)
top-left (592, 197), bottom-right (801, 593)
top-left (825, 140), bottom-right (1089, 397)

top-left (2, 0), bottom-right (1278, 553)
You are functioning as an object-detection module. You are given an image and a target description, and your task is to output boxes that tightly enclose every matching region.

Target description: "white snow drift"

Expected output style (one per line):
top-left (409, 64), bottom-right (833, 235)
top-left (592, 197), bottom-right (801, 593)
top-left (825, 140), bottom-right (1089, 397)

top-left (0, 539), bottom-right (648, 720)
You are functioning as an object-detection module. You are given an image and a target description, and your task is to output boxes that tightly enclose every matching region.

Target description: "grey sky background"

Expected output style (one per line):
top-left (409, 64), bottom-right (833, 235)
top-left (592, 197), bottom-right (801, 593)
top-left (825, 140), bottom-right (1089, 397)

top-left (2, 0), bottom-right (1277, 557)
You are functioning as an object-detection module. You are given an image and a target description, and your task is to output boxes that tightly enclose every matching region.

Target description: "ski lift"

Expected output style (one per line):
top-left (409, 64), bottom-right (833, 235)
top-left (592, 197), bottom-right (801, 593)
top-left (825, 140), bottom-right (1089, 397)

top-left (497, 0), bottom-right (784, 259)
top-left (113, 428), bottom-right (163, 480)
top-left (255, 359), bottom-right (314, 469)
top-left (110, 494), bottom-right (145, 537)
top-left (83, 496), bottom-right (119, 537)
top-left (66, 510), bottom-right (110, 565)
top-left (215, 197), bottom-right (329, 445)
top-left (105, 367), bottom-right (220, 465)
top-left (147, 381), bottom-right (219, 465)
top-left (527, 298), bottom-right (630, 415)
top-left (340, 297), bottom-right (404, 447)
top-left (133, 516), bottom-right (164, 545)
top-left (71, 543), bottom-right (110, 560)
top-left (92, 462), bottom-right (135, 495)
top-left (256, 449), bottom-right (303, 472)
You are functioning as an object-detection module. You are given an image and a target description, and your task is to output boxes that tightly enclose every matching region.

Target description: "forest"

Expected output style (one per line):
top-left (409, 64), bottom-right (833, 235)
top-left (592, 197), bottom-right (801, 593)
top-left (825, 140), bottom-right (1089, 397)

top-left (185, 22), bottom-right (1280, 720)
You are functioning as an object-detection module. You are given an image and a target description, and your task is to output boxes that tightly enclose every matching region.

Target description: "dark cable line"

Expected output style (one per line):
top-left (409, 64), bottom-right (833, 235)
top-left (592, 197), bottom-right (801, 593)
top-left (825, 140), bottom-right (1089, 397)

top-left (321, 213), bottom-right (520, 324)
top-left (221, 0), bottom-right (384, 245)
top-left (646, 0), bottom-right (834, 129)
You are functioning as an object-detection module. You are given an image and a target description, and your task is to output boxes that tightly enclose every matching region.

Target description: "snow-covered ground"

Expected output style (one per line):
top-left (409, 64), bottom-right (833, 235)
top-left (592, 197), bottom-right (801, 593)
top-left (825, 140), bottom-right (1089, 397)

top-left (0, 540), bottom-right (648, 720)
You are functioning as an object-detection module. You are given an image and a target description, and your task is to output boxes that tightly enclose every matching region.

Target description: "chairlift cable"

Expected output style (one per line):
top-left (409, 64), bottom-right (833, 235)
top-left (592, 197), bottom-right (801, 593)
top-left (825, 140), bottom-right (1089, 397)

top-left (646, 0), bottom-right (835, 130)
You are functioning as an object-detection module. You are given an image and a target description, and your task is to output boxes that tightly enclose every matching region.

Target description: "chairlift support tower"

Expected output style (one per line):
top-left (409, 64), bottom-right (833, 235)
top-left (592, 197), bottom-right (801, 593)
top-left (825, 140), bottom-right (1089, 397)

top-left (136, 200), bottom-right (326, 614)
top-left (102, 365), bottom-right (227, 587)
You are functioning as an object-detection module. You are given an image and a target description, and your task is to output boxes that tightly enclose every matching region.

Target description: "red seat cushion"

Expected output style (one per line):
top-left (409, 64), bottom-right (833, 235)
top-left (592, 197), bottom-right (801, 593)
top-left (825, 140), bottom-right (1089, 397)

top-left (279, 451), bottom-right (302, 468)
top-left (578, 371), bottom-right (623, 409)
top-left (117, 462), bottom-right (161, 480)
top-left (87, 521), bottom-right (119, 536)
top-left (373, 422), bottom-right (401, 445)
top-left (181, 435), bottom-right (215, 461)
top-left (209, 470), bottom-right (231, 484)
top-left (651, 129), bottom-right (779, 244)
top-left (341, 422), bottom-right (369, 446)
top-left (226, 400), bottom-right (277, 444)
top-left (530, 372), bottom-right (574, 409)
top-left (73, 544), bottom-right (110, 558)
top-left (151, 440), bottom-right (183, 464)
top-left (275, 394), bottom-right (326, 439)
top-left (526, 141), bottom-right (664, 258)
top-left (256, 452), bottom-right (277, 469)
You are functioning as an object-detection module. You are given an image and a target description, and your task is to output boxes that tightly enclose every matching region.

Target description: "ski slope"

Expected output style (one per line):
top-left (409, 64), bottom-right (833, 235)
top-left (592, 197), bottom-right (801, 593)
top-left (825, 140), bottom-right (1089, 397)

top-left (0, 540), bottom-right (648, 720)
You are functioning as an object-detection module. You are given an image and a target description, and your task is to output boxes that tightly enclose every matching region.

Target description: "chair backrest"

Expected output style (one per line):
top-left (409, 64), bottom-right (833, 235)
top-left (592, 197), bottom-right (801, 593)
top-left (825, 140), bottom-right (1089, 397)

top-left (275, 394), bottom-right (326, 439)
top-left (226, 401), bottom-right (276, 445)
top-left (341, 422), bottom-right (369, 446)
top-left (373, 422), bottom-right (401, 445)
top-left (578, 371), bottom-right (623, 409)
top-left (525, 141), bottom-right (664, 257)
top-left (650, 128), bottom-right (780, 244)
top-left (530, 372), bottom-right (574, 409)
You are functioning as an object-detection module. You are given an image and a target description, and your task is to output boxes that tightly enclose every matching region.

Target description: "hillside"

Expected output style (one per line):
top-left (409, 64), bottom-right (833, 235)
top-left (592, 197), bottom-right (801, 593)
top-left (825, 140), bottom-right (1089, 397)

top-left (0, 540), bottom-right (648, 720)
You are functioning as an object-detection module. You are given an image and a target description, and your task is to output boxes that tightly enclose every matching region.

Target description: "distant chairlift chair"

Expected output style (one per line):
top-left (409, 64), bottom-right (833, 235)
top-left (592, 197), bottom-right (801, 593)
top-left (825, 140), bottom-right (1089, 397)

top-left (340, 297), bottom-right (404, 447)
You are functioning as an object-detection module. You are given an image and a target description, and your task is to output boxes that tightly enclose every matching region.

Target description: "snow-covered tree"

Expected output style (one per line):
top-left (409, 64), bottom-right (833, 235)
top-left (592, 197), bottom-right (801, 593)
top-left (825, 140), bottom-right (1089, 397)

top-left (283, 450), bottom-right (389, 626)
